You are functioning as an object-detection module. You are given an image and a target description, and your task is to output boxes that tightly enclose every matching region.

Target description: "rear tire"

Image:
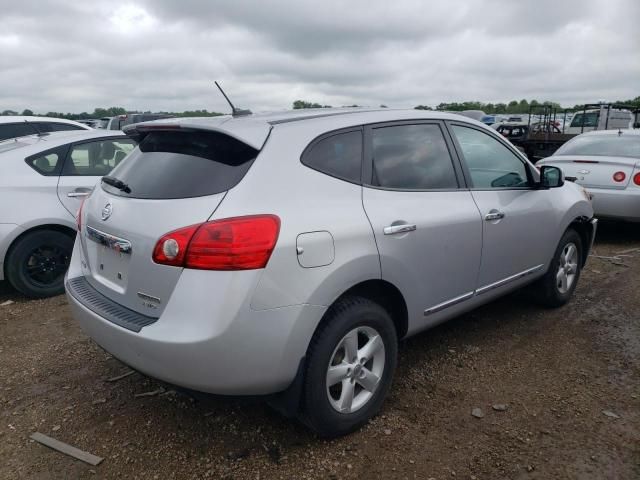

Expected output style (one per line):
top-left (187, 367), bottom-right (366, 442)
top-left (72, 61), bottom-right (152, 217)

top-left (5, 230), bottom-right (74, 298)
top-left (299, 296), bottom-right (397, 437)
top-left (533, 229), bottom-right (582, 308)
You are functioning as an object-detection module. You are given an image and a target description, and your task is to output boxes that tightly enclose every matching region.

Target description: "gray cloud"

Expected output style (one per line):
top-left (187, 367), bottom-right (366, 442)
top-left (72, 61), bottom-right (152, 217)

top-left (0, 0), bottom-right (638, 114)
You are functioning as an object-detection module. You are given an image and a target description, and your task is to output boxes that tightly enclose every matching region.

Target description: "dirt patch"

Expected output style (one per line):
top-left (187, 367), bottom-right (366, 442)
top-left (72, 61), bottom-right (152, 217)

top-left (1, 221), bottom-right (639, 479)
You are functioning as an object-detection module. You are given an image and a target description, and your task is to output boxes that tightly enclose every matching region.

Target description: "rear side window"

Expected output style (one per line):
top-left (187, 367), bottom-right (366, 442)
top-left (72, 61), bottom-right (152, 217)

top-left (301, 130), bottom-right (362, 183)
top-left (0, 122), bottom-right (38, 141)
top-left (371, 124), bottom-right (458, 190)
top-left (25, 146), bottom-right (68, 176)
top-left (570, 112), bottom-right (599, 128)
top-left (44, 122), bottom-right (85, 132)
top-left (63, 138), bottom-right (137, 176)
top-left (102, 130), bottom-right (258, 199)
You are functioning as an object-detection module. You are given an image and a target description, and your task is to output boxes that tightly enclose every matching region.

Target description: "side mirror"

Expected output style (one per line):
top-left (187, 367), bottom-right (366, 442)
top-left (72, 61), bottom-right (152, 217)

top-left (539, 165), bottom-right (564, 188)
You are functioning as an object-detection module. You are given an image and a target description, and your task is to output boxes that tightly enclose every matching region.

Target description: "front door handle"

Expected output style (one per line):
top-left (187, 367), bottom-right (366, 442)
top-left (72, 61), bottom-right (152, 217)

top-left (383, 224), bottom-right (417, 235)
top-left (485, 210), bottom-right (505, 221)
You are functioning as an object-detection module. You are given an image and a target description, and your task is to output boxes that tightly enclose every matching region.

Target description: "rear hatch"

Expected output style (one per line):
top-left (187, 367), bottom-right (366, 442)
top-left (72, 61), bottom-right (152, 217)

top-left (79, 127), bottom-right (261, 316)
top-left (542, 155), bottom-right (637, 189)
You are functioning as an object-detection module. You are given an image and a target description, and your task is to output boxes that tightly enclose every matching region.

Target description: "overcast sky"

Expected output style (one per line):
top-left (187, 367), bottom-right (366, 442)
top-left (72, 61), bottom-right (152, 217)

top-left (1, 0), bottom-right (638, 114)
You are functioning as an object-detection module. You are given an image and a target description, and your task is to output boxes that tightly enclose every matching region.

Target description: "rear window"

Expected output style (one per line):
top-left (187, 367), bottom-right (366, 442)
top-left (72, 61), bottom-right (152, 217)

top-left (555, 134), bottom-right (640, 158)
top-left (102, 130), bottom-right (258, 199)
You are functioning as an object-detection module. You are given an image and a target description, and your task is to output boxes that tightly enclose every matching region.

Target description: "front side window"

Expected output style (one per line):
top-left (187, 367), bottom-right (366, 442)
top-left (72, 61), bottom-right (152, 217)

top-left (451, 125), bottom-right (529, 189)
top-left (302, 130), bottom-right (362, 183)
top-left (371, 124), bottom-right (458, 190)
top-left (63, 138), bottom-right (137, 176)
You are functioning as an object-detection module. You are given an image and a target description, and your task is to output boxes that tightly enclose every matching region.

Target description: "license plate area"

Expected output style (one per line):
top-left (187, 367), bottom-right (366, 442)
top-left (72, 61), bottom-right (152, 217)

top-left (85, 226), bottom-right (132, 291)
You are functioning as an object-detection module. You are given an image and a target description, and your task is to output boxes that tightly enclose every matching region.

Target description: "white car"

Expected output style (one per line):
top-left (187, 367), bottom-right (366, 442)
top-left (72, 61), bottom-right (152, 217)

top-left (0, 116), bottom-right (91, 141)
top-left (538, 129), bottom-right (640, 222)
top-left (0, 130), bottom-right (137, 297)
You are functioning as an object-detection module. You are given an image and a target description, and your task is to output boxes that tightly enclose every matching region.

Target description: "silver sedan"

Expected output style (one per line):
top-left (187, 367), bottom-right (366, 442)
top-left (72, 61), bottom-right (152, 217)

top-left (538, 129), bottom-right (640, 222)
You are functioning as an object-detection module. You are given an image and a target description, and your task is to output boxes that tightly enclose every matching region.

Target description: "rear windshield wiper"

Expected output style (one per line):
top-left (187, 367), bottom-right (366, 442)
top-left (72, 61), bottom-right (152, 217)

top-left (102, 175), bottom-right (131, 194)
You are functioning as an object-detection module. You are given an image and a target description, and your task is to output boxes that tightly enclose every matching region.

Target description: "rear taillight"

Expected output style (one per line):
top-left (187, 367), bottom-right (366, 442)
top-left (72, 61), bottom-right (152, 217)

top-left (634, 172), bottom-right (640, 186)
top-left (152, 215), bottom-right (281, 270)
top-left (613, 171), bottom-right (626, 182)
top-left (76, 199), bottom-right (86, 232)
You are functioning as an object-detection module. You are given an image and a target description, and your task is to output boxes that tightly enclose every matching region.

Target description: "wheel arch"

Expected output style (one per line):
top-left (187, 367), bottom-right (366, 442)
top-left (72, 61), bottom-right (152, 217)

top-left (320, 279), bottom-right (409, 341)
top-left (566, 215), bottom-right (595, 266)
top-left (3, 223), bottom-right (76, 277)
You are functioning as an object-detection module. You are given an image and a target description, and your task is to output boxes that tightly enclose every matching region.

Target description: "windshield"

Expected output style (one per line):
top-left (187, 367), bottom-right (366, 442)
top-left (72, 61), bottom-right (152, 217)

top-left (570, 112), bottom-right (599, 128)
top-left (555, 134), bottom-right (640, 158)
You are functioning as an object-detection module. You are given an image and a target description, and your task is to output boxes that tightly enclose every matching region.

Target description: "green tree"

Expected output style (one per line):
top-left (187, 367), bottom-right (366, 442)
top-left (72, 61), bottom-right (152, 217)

top-left (414, 105), bottom-right (433, 110)
top-left (293, 100), bottom-right (330, 109)
top-left (21, 109), bottom-right (34, 116)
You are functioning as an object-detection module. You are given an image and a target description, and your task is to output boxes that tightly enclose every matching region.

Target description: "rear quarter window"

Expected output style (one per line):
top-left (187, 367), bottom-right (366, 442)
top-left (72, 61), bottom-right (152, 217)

top-left (102, 130), bottom-right (258, 199)
top-left (301, 129), bottom-right (363, 184)
top-left (25, 145), bottom-right (68, 176)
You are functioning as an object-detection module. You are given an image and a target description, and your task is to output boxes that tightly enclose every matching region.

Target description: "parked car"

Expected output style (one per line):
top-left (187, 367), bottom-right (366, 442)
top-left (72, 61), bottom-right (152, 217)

top-left (66, 109), bottom-right (596, 437)
top-left (0, 116), bottom-right (91, 141)
top-left (0, 130), bottom-right (137, 297)
top-left (104, 113), bottom-right (174, 130)
top-left (538, 129), bottom-right (640, 222)
top-left (77, 119), bottom-right (101, 128)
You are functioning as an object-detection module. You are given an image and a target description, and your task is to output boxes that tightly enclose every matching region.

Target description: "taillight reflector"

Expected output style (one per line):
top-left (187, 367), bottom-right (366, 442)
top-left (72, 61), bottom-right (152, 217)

top-left (76, 199), bottom-right (86, 232)
top-left (152, 215), bottom-right (281, 270)
top-left (633, 172), bottom-right (640, 186)
top-left (613, 171), bottom-right (626, 182)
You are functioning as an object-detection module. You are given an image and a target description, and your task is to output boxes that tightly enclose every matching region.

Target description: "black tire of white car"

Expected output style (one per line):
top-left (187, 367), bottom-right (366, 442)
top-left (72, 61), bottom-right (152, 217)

top-left (300, 296), bottom-right (398, 437)
top-left (534, 229), bottom-right (583, 308)
top-left (6, 230), bottom-right (74, 298)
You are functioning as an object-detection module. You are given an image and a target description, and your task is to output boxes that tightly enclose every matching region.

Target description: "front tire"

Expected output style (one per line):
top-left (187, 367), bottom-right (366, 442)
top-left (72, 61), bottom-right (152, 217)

top-left (534, 229), bottom-right (582, 308)
top-left (299, 296), bottom-right (398, 437)
top-left (5, 230), bottom-right (74, 298)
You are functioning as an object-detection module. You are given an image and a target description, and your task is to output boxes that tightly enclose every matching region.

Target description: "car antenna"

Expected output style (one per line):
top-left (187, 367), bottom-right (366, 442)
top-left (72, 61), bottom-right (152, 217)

top-left (214, 81), bottom-right (252, 117)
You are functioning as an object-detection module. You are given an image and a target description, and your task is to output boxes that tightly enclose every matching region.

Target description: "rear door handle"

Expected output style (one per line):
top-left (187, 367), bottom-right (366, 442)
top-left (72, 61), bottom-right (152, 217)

top-left (383, 224), bottom-right (417, 235)
top-left (67, 188), bottom-right (92, 198)
top-left (485, 211), bottom-right (505, 221)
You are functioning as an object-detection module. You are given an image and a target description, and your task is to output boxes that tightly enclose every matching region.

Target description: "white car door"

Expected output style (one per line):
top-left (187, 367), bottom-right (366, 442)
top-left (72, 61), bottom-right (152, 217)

top-left (57, 137), bottom-right (136, 216)
top-left (447, 122), bottom-right (555, 292)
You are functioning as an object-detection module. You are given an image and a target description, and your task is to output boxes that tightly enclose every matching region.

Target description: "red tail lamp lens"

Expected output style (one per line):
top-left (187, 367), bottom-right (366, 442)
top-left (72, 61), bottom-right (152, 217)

top-left (152, 215), bottom-right (281, 270)
top-left (633, 172), bottom-right (640, 186)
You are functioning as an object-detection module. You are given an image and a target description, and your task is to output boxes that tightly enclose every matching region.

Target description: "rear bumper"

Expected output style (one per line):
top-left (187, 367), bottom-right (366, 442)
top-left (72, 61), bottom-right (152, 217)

top-left (588, 187), bottom-right (640, 222)
top-left (65, 242), bottom-right (326, 395)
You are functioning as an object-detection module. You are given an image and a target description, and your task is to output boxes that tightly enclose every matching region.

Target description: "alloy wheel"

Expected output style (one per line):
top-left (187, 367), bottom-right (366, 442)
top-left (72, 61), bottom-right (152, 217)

top-left (326, 326), bottom-right (386, 414)
top-left (556, 242), bottom-right (578, 294)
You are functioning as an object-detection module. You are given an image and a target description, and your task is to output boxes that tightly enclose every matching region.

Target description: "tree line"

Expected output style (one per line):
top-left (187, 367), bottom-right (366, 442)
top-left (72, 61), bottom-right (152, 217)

top-left (0, 107), bottom-right (224, 119)
top-left (2, 96), bottom-right (638, 118)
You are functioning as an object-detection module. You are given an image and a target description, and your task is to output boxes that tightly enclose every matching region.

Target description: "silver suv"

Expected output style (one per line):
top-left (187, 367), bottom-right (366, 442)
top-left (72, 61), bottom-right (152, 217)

top-left (66, 109), bottom-right (596, 437)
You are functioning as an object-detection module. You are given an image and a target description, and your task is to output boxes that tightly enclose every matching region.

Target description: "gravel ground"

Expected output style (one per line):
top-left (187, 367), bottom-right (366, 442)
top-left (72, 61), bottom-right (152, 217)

top-left (1, 221), bottom-right (639, 479)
